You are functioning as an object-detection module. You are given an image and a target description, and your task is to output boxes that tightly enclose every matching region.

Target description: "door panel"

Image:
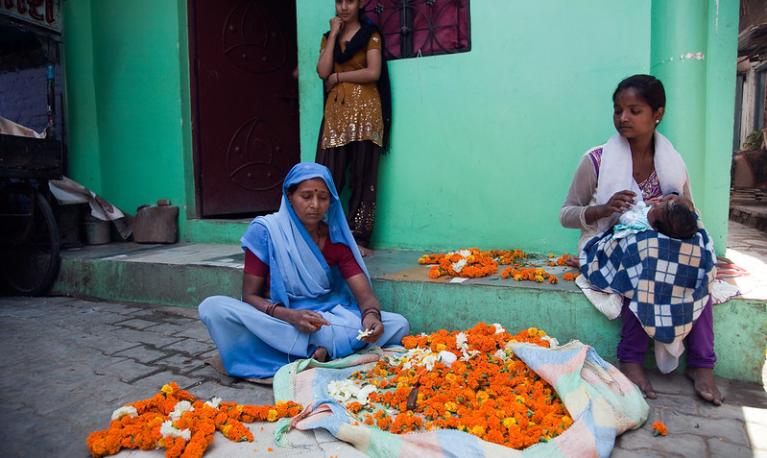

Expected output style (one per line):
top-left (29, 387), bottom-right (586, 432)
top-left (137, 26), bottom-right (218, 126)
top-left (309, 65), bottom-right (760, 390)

top-left (192, 0), bottom-right (299, 216)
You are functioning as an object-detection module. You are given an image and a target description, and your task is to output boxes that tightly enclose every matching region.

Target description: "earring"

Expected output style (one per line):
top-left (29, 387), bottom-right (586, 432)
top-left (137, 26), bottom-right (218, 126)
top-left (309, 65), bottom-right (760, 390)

top-left (655, 120), bottom-right (660, 124)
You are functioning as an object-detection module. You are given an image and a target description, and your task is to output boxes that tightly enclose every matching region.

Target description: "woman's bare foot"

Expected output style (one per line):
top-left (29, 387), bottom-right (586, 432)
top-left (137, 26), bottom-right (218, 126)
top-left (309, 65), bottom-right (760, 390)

top-left (312, 346), bottom-right (329, 362)
top-left (620, 362), bottom-right (657, 399)
top-left (685, 367), bottom-right (724, 406)
top-left (357, 244), bottom-right (372, 257)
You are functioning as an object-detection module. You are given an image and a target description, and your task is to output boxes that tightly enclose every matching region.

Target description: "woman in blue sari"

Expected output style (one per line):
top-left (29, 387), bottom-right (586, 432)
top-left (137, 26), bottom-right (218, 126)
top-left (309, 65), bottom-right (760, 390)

top-left (199, 163), bottom-right (409, 380)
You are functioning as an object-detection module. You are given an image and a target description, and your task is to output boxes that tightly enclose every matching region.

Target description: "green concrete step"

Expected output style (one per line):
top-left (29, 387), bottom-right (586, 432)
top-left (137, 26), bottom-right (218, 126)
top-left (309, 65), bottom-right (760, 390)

top-left (51, 243), bottom-right (766, 384)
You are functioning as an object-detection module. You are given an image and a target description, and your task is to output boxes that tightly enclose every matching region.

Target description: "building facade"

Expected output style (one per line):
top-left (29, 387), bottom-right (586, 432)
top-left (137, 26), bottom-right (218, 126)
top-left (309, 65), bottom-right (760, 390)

top-left (62, 0), bottom-right (739, 253)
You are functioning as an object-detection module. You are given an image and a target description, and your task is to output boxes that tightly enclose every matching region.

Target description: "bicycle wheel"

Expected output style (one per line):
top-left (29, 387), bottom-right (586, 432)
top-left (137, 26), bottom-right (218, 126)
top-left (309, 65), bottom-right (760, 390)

top-left (1, 191), bottom-right (61, 295)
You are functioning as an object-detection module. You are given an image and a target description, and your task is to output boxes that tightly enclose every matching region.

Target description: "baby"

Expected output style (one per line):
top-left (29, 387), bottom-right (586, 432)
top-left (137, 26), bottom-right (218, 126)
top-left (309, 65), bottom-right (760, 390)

top-left (613, 195), bottom-right (698, 240)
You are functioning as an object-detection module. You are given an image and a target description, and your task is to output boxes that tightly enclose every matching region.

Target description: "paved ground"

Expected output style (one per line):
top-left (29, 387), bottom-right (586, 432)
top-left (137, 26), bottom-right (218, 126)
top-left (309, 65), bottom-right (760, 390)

top-left (0, 296), bottom-right (765, 457)
top-left (726, 220), bottom-right (767, 300)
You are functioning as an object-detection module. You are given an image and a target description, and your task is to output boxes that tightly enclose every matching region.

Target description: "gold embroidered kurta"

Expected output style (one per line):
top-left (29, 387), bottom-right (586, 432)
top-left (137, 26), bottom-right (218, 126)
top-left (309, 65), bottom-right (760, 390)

top-left (320, 32), bottom-right (384, 149)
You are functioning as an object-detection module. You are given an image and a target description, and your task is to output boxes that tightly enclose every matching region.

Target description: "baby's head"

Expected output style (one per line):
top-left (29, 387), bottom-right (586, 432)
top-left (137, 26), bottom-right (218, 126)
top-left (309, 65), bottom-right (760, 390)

top-left (647, 196), bottom-right (698, 239)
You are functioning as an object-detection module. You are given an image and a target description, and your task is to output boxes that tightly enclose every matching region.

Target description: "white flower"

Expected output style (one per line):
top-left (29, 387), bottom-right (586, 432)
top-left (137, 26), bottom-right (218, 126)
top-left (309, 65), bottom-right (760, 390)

top-left (421, 353), bottom-right (438, 371)
top-left (493, 349), bottom-right (508, 360)
top-left (169, 400), bottom-right (194, 421)
top-left (327, 379), bottom-right (360, 403)
top-left (111, 405), bottom-right (137, 421)
top-left (437, 350), bottom-right (457, 367)
top-left (455, 332), bottom-right (468, 349)
top-left (451, 259), bottom-right (467, 273)
top-left (493, 323), bottom-right (505, 334)
top-left (458, 249), bottom-right (472, 258)
top-left (460, 350), bottom-right (480, 361)
top-left (204, 397), bottom-right (222, 409)
top-left (357, 384), bottom-right (377, 405)
top-left (160, 420), bottom-right (191, 441)
top-left (356, 328), bottom-right (373, 341)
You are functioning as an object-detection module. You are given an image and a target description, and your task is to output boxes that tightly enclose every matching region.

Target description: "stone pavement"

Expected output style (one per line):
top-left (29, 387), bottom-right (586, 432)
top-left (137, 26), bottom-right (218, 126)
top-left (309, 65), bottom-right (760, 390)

top-left (0, 296), bottom-right (765, 458)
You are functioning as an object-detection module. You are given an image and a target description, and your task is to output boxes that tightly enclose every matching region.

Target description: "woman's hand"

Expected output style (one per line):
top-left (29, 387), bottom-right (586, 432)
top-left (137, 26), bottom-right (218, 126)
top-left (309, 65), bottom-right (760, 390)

top-left (329, 17), bottom-right (343, 37)
top-left (283, 309), bottom-right (329, 334)
top-left (600, 190), bottom-right (636, 217)
top-left (360, 314), bottom-right (384, 343)
top-left (325, 73), bottom-right (339, 92)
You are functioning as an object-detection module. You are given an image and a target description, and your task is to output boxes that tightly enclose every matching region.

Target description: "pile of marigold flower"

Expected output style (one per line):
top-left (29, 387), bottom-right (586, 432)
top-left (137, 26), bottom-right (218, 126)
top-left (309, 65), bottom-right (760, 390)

top-left (337, 323), bottom-right (572, 449)
top-left (419, 248), bottom-right (501, 279)
top-left (420, 249), bottom-right (581, 284)
top-left (501, 266), bottom-right (559, 284)
top-left (86, 382), bottom-right (302, 458)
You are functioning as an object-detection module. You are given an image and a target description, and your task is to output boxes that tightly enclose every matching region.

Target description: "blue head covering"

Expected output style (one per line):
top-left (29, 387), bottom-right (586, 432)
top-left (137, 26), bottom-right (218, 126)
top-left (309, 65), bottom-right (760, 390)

top-left (241, 162), bottom-right (369, 310)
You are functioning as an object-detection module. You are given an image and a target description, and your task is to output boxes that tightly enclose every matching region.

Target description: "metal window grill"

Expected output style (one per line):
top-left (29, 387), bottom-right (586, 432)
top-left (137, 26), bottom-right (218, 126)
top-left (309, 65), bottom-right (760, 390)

top-left (362, 0), bottom-right (470, 60)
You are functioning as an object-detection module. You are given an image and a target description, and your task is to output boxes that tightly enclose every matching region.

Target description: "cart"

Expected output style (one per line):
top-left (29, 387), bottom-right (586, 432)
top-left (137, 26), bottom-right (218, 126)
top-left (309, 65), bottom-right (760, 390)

top-left (0, 3), bottom-right (65, 295)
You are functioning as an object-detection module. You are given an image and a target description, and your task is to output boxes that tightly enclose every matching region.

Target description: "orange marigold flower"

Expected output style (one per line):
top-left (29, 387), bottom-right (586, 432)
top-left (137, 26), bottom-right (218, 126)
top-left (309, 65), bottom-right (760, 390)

top-left (346, 402), bottom-right (363, 414)
top-left (652, 421), bottom-right (668, 436)
top-left (348, 324), bottom-right (569, 448)
top-left (86, 385), bottom-right (303, 458)
top-left (428, 266), bottom-right (443, 279)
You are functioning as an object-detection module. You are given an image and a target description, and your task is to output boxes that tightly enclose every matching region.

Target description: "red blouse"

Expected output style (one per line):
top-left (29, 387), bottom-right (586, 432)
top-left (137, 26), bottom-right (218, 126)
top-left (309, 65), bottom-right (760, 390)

top-left (244, 241), bottom-right (363, 280)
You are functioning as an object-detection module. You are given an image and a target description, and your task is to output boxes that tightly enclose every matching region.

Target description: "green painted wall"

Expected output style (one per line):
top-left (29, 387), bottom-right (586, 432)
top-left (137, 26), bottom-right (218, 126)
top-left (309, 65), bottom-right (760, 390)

top-left (297, 0), bottom-right (738, 254)
top-left (63, 0), bottom-right (194, 235)
top-left (62, 0), bottom-right (102, 190)
top-left (62, 1), bottom-right (738, 253)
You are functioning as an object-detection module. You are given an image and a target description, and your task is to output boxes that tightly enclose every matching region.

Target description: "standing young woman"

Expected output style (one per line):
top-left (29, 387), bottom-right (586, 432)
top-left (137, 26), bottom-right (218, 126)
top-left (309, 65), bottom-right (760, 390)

top-left (316, 0), bottom-right (391, 256)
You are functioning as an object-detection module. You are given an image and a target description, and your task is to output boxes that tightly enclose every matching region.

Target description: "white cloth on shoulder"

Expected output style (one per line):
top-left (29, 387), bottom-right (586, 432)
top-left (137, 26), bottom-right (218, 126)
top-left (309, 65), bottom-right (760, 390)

top-left (595, 132), bottom-right (688, 234)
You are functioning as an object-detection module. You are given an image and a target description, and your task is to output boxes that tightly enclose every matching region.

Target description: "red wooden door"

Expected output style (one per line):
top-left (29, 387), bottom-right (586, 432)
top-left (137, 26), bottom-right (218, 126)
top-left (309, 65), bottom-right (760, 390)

top-left (191, 0), bottom-right (299, 217)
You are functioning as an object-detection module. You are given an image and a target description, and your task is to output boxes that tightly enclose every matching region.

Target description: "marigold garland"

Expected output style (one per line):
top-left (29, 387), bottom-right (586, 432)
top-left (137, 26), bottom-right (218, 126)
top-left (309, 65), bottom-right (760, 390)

top-left (341, 323), bottom-right (572, 450)
top-left (420, 248), bottom-right (499, 279)
top-left (500, 266), bottom-right (559, 284)
top-left (547, 253), bottom-right (572, 267)
top-left (421, 249), bottom-right (579, 283)
top-left (86, 382), bottom-right (303, 458)
top-left (562, 272), bottom-right (580, 281)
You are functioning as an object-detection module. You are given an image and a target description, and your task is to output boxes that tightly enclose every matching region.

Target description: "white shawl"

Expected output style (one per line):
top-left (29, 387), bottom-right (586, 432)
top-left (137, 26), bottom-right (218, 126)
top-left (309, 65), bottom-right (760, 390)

top-left (595, 132), bottom-right (688, 233)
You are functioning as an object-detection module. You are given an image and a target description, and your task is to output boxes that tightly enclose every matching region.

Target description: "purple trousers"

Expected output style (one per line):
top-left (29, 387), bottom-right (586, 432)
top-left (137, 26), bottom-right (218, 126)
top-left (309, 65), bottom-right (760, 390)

top-left (617, 298), bottom-right (716, 368)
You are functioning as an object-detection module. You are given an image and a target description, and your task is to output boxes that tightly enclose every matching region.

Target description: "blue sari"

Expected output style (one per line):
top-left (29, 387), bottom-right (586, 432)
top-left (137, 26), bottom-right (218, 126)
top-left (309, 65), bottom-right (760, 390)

top-left (199, 163), bottom-right (409, 379)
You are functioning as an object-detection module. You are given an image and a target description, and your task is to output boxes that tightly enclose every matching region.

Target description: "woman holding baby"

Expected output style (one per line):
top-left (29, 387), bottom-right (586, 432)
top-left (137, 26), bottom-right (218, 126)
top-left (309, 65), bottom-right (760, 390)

top-left (560, 75), bottom-right (722, 405)
top-left (199, 163), bottom-right (409, 380)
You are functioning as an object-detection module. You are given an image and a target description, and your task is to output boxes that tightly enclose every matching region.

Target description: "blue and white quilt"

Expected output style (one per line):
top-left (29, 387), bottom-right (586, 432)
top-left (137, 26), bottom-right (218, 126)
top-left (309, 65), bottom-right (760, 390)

top-left (580, 229), bottom-right (716, 343)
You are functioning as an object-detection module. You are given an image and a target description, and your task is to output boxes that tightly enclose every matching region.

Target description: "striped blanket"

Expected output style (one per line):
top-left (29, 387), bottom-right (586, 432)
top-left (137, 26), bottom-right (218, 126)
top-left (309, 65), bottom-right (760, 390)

top-left (272, 342), bottom-right (648, 458)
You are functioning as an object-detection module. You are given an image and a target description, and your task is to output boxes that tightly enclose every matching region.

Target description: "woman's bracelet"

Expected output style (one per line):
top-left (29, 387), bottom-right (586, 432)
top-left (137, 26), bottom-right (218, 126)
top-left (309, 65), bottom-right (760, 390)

top-left (361, 308), bottom-right (381, 322)
top-left (265, 302), bottom-right (282, 317)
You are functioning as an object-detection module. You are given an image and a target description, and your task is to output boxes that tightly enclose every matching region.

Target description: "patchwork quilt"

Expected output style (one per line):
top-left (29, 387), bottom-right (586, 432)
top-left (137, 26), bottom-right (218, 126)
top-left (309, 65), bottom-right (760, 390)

top-left (580, 229), bottom-right (716, 343)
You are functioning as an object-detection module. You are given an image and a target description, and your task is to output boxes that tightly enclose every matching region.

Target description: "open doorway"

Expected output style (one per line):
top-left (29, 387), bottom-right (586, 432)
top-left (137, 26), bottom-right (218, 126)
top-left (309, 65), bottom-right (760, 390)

top-left (730, 1), bottom-right (767, 231)
top-left (188, 0), bottom-right (300, 218)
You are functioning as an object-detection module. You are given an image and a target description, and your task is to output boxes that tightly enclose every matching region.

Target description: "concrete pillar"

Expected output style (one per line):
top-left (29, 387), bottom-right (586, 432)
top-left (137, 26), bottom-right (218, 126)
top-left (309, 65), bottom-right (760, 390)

top-left (650, 0), bottom-right (739, 254)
